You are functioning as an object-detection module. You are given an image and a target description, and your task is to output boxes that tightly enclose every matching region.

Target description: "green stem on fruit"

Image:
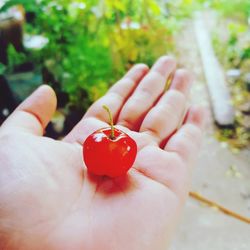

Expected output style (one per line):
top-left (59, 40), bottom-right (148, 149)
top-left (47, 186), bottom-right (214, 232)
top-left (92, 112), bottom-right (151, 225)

top-left (102, 105), bottom-right (115, 140)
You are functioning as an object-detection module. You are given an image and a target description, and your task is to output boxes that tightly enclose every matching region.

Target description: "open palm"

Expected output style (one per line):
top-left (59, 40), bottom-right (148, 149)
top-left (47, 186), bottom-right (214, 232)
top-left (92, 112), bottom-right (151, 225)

top-left (0, 56), bottom-right (205, 250)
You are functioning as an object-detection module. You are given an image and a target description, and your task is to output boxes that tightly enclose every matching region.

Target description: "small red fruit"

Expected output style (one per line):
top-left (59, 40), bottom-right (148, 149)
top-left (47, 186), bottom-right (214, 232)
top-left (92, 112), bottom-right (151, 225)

top-left (83, 105), bottom-right (137, 177)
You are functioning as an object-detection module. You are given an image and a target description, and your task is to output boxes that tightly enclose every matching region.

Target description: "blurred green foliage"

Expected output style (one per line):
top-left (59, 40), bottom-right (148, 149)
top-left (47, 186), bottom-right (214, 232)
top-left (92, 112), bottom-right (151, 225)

top-left (2, 0), bottom-right (249, 145)
top-left (209, 0), bottom-right (250, 21)
top-left (3, 0), bottom-right (249, 113)
top-left (2, 0), bottom-right (185, 111)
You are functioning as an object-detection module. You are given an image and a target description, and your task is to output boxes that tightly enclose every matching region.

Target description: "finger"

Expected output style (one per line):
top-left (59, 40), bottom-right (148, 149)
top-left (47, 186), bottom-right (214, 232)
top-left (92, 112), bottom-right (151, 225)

top-left (170, 68), bottom-right (194, 96)
top-left (134, 106), bottom-right (206, 199)
top-left (84, 64), bottom-right (149, 122)
top-left (133, 146), bottom-right (190, 199)
top-left (117, 56), bottom-right (176, 131)
top-left (164, 106), bottom-right (206, 166)
top-left (63, 64), bottom-right (149, 144)
top-left (139, 69), bottom-right (193, 143)
top-left (63, 117), bottom-right (107, 144)
top-left (1, 85), bottom-right (57, 135)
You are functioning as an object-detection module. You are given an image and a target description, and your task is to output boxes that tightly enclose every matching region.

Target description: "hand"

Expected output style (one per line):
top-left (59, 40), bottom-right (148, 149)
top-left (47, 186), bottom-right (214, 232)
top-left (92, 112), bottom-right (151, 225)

top-left (0, 56), bottom-right (205, 250)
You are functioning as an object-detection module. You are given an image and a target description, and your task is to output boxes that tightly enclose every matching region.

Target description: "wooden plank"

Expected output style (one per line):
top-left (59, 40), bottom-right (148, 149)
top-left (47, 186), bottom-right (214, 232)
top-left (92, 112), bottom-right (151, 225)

top-left (194, 12), bottom-right (235, 126)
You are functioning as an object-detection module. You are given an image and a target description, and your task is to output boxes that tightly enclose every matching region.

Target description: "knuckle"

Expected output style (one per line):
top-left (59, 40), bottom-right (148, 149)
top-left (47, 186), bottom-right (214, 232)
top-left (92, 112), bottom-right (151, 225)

top-left (164, 104), bottom-right (180, 122)
top-left (183, 124), bottom-right (202, 141)
top-left (147, 71), bottom-right (166, 84)
top-left (173, 139), bottom-right (190, 159)
top-left (138, 87), bottom-right (153, 99)
top-left (107, 91), bottom-right (124, 103)
top-left (167, 89), bottom-right (186, 105)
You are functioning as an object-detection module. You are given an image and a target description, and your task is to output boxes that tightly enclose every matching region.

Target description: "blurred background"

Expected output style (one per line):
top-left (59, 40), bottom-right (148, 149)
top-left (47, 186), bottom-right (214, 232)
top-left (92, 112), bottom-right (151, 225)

top-left (0, 0), bottom-right (249, 249)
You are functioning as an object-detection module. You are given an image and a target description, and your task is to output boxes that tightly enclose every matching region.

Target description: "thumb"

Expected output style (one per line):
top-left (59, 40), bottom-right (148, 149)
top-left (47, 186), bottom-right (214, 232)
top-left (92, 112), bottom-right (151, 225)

top-left (1, 85), bottom-right (57, 135)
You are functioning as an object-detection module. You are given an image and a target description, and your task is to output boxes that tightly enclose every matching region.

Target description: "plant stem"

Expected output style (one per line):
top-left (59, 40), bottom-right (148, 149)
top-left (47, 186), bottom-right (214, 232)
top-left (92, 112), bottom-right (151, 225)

top-left (103, 105), bottom-right (115, 139)
top-left (189, 191), bottom-right (250, 224)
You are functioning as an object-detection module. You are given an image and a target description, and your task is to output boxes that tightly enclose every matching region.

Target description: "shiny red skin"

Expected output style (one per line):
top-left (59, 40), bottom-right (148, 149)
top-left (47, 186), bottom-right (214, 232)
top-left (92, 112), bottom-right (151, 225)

top-left (83, 127), bottom-right (137, 177)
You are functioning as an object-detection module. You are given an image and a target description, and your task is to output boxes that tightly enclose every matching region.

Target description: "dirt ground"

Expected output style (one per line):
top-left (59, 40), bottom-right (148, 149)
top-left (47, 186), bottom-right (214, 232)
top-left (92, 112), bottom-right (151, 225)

top-left (171, 19), bottom-right (250, 250)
